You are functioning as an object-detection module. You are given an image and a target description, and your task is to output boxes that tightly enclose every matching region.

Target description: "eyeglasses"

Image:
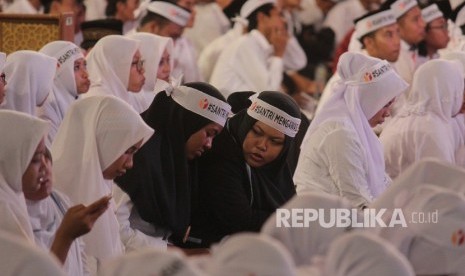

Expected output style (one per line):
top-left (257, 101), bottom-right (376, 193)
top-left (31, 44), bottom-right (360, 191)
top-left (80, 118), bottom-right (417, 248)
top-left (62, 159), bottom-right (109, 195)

top-left (131, 59), bottom-right (145, 72)
top-left (0, 73), bottom-right (6, 85)
top-left (428, 23), bottom-right (448, 31)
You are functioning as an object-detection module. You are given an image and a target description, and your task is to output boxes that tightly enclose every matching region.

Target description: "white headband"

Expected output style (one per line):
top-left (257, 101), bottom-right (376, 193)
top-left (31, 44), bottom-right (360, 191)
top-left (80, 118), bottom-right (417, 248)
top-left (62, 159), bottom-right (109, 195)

top-left (391, 0), bottom-right (418, 18)
top-left (247, 96), bottom-right (301, 137)
top-left (55, 45), bottom-right (83, 71)
top-left (240, 0), bottom-right (276, 18)
top-left (147, 1), bottom-right (190, 27)
top-left (422, 4), bottom-right (443, 24)
top-left (348, 60), bottom-right (394, 84)
top-left (166, 86), bottom-right (231, 126)
top-left (356, 9), bottom-right (397, 39)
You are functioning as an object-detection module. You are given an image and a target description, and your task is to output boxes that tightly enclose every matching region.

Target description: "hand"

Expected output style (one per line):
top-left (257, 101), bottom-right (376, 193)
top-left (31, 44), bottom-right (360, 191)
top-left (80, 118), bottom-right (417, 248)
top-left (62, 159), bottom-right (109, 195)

top-left (269, 26), bottom-right (289, 57)
top-left (56, 195), bottom-right (111, 241)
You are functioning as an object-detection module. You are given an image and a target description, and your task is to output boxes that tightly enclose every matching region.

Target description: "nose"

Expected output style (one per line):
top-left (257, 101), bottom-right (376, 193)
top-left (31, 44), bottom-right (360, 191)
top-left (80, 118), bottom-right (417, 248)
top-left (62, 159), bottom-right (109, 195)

top-left (125, 156), bottom-right (134, 169)
top-left (256, 137), bottom-right (267, 151)
top-left (204, 137), bottom-right (213, 150)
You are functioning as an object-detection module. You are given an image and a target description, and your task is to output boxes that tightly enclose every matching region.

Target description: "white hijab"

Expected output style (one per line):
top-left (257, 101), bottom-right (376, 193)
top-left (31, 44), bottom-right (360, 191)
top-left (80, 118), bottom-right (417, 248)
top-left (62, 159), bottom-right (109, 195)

top-left (52, 95), bottom-right (154, 261)
top-left (261, 192), bottom-right (355, 266)
top-left (0, 230), bottom-right (66, 276)
top-left (302, 52), bottom-right (408, 197)
top-left (376, 185), bottom-right (465, 275)
top-left (2, 50), bottom-right (56, 115)
top-left (126, 32), bottom-right (173, 111)
top-left (206, 233), bottom-right (297, 276)
top-left (85, 35), bottom-right (146, 113)
top-left (99, 248), bottom-right (204, 276)
top-left (324, 232), bottom-right (415, 276)
top-left (38, 41), bottom-right (85, 145)
top-left (0, 110), bottom-right (48, 243)
top-left (381, 59), bottom-right (464, 170)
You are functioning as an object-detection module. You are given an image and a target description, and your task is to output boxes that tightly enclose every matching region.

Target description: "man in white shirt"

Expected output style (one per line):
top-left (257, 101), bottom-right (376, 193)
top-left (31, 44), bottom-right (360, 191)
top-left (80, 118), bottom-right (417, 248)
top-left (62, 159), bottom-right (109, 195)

top-left (210, 0), bottom-right (288, 97)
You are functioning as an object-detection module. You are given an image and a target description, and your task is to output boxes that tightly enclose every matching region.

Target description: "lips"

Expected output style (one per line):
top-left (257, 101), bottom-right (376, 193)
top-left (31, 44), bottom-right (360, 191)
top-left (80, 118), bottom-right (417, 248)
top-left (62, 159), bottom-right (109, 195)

top-left (250, 153), bottom-right (264, 163)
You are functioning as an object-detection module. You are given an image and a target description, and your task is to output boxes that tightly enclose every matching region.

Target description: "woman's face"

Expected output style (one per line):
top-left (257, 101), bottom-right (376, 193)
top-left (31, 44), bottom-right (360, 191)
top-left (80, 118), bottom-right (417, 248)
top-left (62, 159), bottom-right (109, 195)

top-left (24, 151), bottom-right (53, 201)
top-left (102, 139), bottom-right (143, 179)
top-left (242, 121), bottom-right (285, 168)
top-left (127, 50), bottom-right (145, 92)
top-left (185, 122), bottom-right (223, 160)
top-left (22, 138), bottom-right (47, 194)
top-left (74, 58), bottom-right (90, 94)
top-left (368, 98), bottom-right (394, 127)
top-left (157, 49), bottom-right (171, 82)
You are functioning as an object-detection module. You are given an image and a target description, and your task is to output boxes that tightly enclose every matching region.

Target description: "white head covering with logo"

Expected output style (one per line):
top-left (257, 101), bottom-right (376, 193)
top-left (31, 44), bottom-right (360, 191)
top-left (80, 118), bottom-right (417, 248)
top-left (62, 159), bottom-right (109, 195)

top-left (52, 95), bottom-right (154, 262)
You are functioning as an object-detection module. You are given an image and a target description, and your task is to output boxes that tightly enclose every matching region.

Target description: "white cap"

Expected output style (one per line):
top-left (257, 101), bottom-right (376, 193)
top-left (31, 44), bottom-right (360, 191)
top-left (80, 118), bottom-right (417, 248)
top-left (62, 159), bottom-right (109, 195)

top-left (147, 1), bottom-right (191, 27)
top-left (391, 0), bottom-right (418, 18)
top-left (240, 0), bottom-right (276, 19)
top-left (422, 3), bottom-right (443, 23)
top-left (355, 9), bottom-right (397, 39)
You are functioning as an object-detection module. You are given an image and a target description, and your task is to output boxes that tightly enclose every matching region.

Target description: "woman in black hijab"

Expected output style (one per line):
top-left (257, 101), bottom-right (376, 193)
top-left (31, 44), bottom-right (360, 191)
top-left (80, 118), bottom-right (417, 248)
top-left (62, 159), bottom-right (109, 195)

top-left (191, 91), bottom-right (302, 246)
top-left (115, 82), bottom-right (230, 247)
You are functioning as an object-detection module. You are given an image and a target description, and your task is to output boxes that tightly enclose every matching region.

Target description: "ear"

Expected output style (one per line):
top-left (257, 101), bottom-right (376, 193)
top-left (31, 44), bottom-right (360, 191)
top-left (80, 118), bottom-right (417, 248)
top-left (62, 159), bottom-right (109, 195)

top-left (150, 22), bottom-right (160, 34)
top-left (363, 36), bottom-right (375, 50)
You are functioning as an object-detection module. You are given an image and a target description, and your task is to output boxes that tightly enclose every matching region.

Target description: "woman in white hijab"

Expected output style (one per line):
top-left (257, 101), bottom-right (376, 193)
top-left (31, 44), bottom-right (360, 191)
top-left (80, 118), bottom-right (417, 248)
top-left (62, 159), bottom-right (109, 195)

top-left (375, 185), bottom-right (465, 276)
top-left (206, 233), bottom-right (297, 276)
top-left (52, 95), bottom-right (154, 267)
top-left (293, 52), bottom-right (408, 208)
top-left (84, 35), bottom-right (147, 113)
top-left (126, 32), bottom-right (173, 111)
top-left (38, 41), bottom-right (90, 147)
top-left (323, 232), bottom-right (414, 276)
top-left (0, 230), bottom-right (65, 276)
top-left (261, 192), bottom-right (355, 266)
top-left (1, 50), bottom-right (56, 115)
top-left (0, 52), bottom-right (6, 105)
top-left (380, 59), bottom-right (464, 179)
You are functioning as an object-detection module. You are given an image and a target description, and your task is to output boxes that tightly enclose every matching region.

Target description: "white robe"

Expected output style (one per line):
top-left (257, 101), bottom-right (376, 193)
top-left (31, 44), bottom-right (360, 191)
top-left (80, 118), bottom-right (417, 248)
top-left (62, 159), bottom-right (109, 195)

top-left (322, 0), bottom-right (366, 45)
top-left (27, 191), bottom-right (89, 276)
top-left (380, 59), bottom-right (464, 179)
top-left (0, 230), bottom-right (65, 276)
top-left (172, 36), bottom-right (204, 83)
top-left (52, 95), bottom-right (154, 266)
top-left (183, 2), bottom-right (231, 55)
top-left (210, 30), bottom-right (284, 98)
top-left (4, 0), bottom-right (43, 13)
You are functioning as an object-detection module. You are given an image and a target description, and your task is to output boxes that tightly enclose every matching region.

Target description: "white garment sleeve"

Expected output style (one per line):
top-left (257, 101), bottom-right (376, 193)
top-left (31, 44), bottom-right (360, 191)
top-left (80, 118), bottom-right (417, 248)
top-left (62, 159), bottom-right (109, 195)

top-left (113, 186), bottom-right (167, 252)
top-left (283, 36), bottom-right (307, 71)
top-left (233, 44), bottom-right (284, 92)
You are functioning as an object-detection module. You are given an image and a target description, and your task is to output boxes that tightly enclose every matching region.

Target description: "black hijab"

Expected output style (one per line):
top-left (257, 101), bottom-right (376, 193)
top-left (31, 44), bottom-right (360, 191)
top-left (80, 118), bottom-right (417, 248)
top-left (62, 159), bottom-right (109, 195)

top-left (115, 82), bottom-right (226, 243)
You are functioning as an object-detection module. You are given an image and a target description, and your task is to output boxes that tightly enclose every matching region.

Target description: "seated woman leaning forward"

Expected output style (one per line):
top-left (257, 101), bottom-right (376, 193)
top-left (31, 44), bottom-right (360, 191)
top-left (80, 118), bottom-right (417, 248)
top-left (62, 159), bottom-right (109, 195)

top-left (114, 82), bottom-right (231, 248)
top-left (190, 91), bottom-right (302, 246)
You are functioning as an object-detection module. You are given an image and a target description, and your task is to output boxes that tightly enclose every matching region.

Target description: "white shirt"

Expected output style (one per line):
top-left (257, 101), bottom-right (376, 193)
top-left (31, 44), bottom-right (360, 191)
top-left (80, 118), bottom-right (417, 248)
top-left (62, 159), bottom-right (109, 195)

top-left (4, 0), bottom-right (43, 14)
top-left (198, 23), bottom-right (243, 82)
top-left (183, 2), bottom-right (231, 56)
top-left (210, 30), bottom-right (284, 98)
top-left (323, 0), bottom-right (366, 45)
top-left (172, 36), bottom-right (204, 83)
top-left (294, 119), bottom-right (383, 207)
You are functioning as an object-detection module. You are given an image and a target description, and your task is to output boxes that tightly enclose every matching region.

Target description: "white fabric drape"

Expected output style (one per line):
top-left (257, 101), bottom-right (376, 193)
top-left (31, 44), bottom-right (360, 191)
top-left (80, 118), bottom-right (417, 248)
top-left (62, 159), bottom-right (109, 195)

top-left (380, 59), bottom-right (464, 178)
top-left (261, 192), bottom-right (355, 266)
top-left (0, 110), bottom-right (49, 243)
top-left (295, 52), bottom-right (408, 206)
top-left (27, 191), bottom-right (88, 276)
top-left (84, 35), bottom-right (146, 113)
top-left (52, 95), bottom-right (154, 263)
top-left (126, 33), bottom-right (173, 111)
top-left (2, 51), bottom-right (56, 115)
top-left (38, 41), bottom-right (85, 147)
